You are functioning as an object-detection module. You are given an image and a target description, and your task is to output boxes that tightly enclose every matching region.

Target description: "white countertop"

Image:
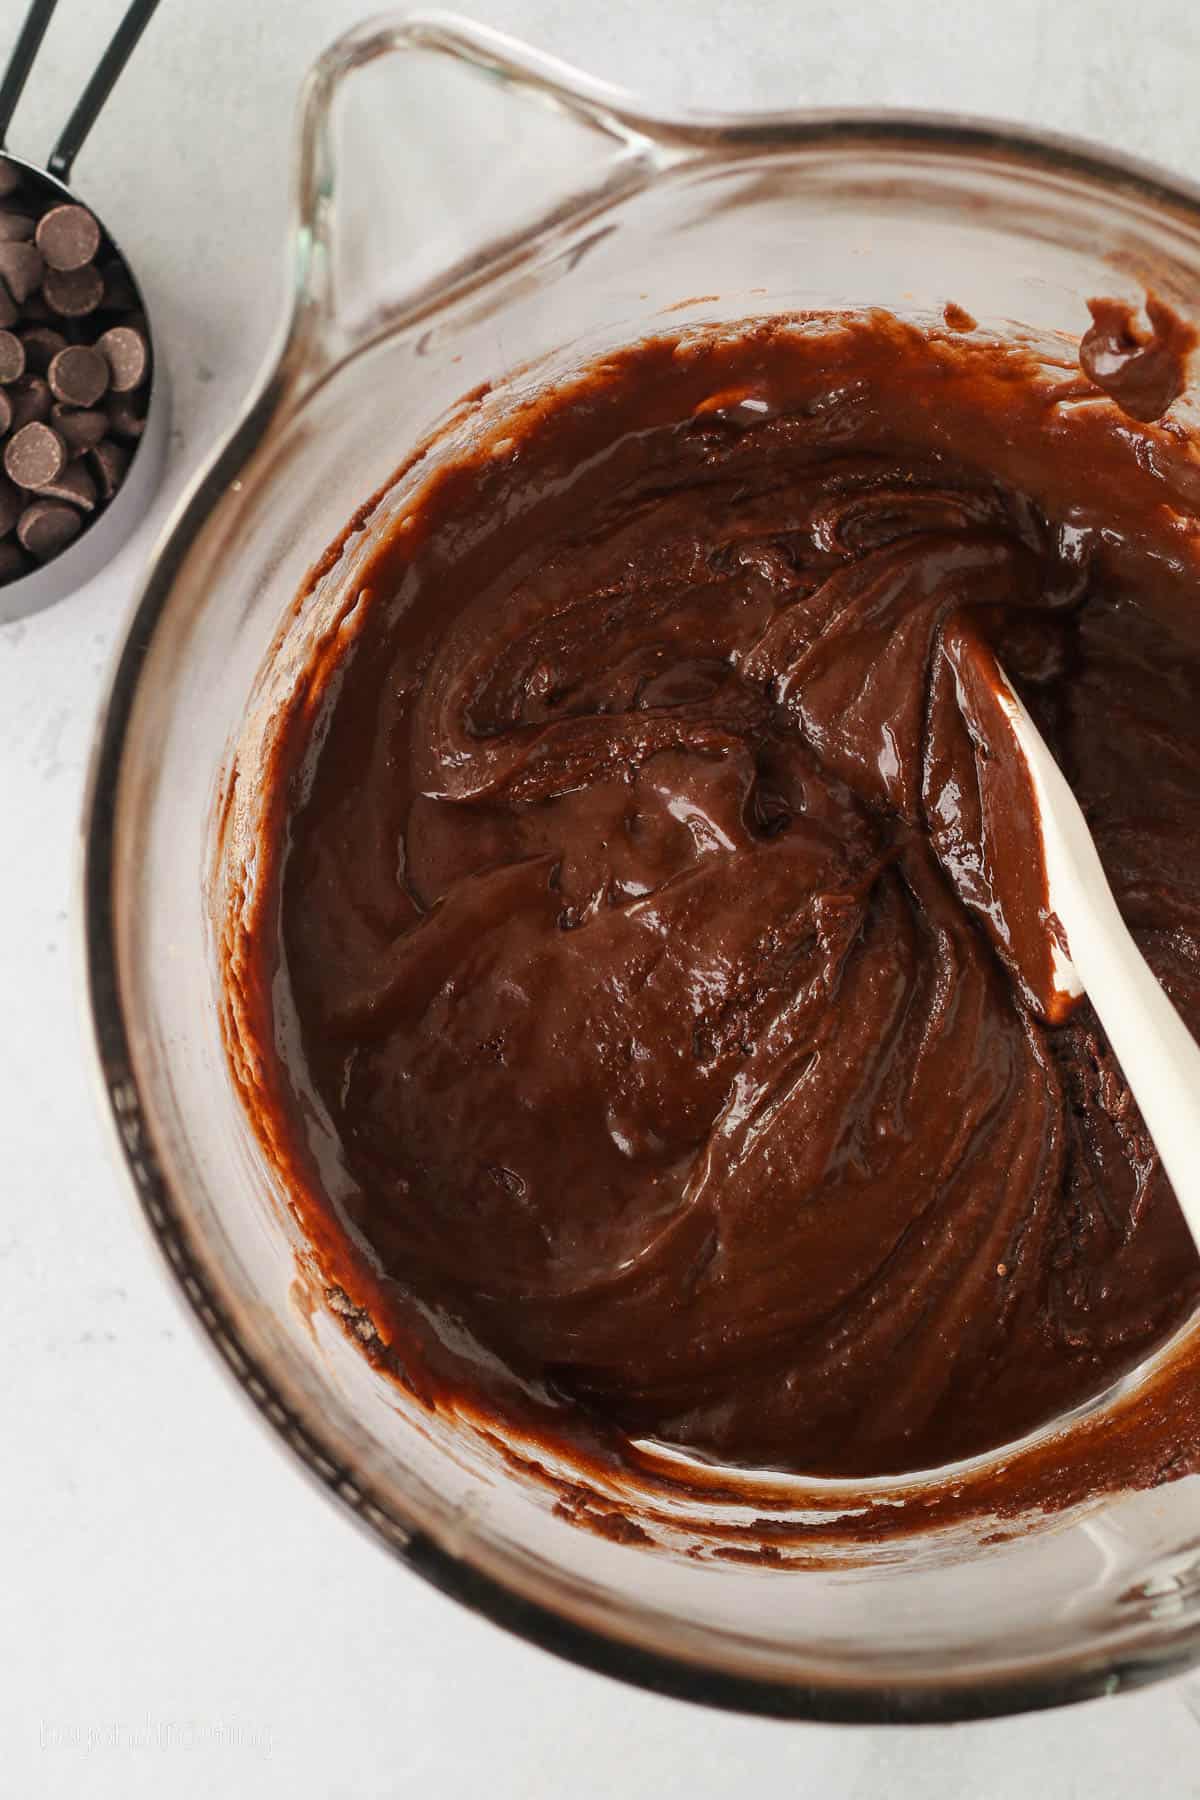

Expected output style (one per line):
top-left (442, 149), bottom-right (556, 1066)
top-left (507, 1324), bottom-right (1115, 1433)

top-left (5, 1), bottom-right (1200, 1793)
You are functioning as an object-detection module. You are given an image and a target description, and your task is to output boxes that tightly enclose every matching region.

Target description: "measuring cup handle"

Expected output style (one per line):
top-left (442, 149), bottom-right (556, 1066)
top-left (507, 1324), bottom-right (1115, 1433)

top-left (0, 0), bottom-right (162, 178)
top-left (287, 13), bottom-right (667, 381)
top-left (48, 0), bottom-right (161, 182)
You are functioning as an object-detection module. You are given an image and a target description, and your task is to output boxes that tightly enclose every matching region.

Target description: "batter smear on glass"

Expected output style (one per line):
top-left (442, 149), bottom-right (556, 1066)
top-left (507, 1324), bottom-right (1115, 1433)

top-left (230, 307), bottom-right (1200, 1481)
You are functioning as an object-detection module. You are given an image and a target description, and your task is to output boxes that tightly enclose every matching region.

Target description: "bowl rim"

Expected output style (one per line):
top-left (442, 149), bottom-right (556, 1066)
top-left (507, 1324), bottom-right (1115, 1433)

top-left (80, 13), bottom-right (1200, 1726)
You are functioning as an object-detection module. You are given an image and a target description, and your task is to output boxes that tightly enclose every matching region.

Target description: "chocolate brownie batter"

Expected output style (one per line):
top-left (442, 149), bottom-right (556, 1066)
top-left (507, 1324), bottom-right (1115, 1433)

top-left (234, 306), bottom-right (1200, 1483)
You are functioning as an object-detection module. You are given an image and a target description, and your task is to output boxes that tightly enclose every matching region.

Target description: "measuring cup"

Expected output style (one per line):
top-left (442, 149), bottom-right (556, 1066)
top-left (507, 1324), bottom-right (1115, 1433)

top-left (82, 13), bottom-right (1200, 1722)
top-left (0, 0), bottom-right (166, 623)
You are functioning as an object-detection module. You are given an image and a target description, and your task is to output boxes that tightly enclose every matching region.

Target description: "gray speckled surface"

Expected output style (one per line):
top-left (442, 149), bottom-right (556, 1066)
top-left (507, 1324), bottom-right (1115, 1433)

top-left (4, 1), bottom-right (1200, 1793)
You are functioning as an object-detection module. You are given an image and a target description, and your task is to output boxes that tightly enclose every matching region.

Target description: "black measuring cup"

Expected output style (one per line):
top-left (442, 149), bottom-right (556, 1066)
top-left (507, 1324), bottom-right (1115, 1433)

top-left (0, 0), bottom-right (165, 624)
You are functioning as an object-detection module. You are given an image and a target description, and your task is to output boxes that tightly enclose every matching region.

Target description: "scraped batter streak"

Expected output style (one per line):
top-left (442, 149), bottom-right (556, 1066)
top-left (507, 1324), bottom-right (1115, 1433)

top-left (238, 306), bottom-right (1200, 1482)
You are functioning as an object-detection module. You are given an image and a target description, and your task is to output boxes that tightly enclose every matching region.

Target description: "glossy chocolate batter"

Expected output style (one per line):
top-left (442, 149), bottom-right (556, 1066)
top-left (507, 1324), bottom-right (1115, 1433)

top-left (236, 307), bottom-right (1200, 1483)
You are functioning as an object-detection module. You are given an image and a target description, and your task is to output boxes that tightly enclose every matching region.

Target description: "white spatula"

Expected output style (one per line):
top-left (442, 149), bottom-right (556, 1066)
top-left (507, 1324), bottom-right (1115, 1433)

top-left (995, 669), bottom-right (1200, 1249)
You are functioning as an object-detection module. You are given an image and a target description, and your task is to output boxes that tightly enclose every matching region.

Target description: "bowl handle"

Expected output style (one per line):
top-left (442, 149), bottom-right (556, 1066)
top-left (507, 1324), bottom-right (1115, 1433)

top-left (285, 11), bottom-right (671, 383)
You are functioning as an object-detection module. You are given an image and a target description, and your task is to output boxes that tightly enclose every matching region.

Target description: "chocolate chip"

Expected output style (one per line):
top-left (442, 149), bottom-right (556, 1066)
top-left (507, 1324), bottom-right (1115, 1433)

top-left (105, 392), bottom-right (145, 440)
top-left (89, 438), bottom-right (129, 500)
top-left (0, 240), bottom-right (43, 304)
top-left (0, 538), bottom-right (29, 581)
top-left (0, 178), bottom-right (154, 576)
top-left (48, 343), bottom-right (108, 407)
top-left (42, 263), bottom-right (103, 318)
top-left (95, 324), bottom-right (147, 394)
top-left (97, 258), bottom-right (137, 311)
top-left (17, 497), bottom-right (81, 559)
top-left (52, 403), bottom-right (108, 451)
top-left (20, 326), bottom-right (66, 373)
top-left (4, 421), bottom-right (66, 489)
top-left (35, 204), bottom-right (101, 273)
top-left (36, 458), bottom-right (96, 513)
top-left (9, 375), bottom-right (50, 429)
top-left (0, 474), bottom-right (19, 536)
top-left (0, 330), bottom-right (22, 383)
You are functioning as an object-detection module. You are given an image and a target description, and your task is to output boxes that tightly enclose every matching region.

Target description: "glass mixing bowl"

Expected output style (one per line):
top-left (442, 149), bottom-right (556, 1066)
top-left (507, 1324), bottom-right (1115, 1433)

top-left (83, 12), bottom-right (1200, 1722)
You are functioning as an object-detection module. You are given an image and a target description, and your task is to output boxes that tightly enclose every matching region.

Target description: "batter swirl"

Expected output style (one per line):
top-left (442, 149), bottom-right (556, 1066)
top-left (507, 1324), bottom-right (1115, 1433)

top-left (242, 311), bottom-right (1200, 1479)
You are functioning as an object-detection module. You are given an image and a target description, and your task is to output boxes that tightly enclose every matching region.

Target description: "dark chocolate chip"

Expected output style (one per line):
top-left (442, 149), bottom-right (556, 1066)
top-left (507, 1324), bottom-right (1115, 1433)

top-left (0, 473), bottom-right (19, 536)
top-left (9, 375), bottom-right (50, 429)
top-left (0, 240), bottom-right (43, 304)
top-left (35, 204), bottom-right (101, 273)
top-left (42, 263), bottom-right (103, 318)
top-left (20, 326), bottom-right (66, 374)
top-left (0, 538), bottom-right (30, 582)
top-left (48, 344), bottom-right (108, 407)
top-left (0, 329), bottom-right (22, 383)
top-left (105, 392), bottom-right (145, 440)
top-left (89, 438), bottom-right (130, 500)
top-left (4, 421), bottom-right (66, 489)
top-left (17, 497), bottom-right (81, 559)
top-left (0, 187), bottom-right (153, 566)
top-left (96, 324), bottom-right (148, 394)
top-left (97, 259), bottom-right (137, 311)
top-left (52, 403), bottom-right (108, 451)
top-left (36, 457), bottom-right (96, 512)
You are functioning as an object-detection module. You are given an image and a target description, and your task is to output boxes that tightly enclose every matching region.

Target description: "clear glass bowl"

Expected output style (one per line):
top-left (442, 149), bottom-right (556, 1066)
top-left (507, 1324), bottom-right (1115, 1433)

top-left (83, 12), bottom-right (1200, 1722)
